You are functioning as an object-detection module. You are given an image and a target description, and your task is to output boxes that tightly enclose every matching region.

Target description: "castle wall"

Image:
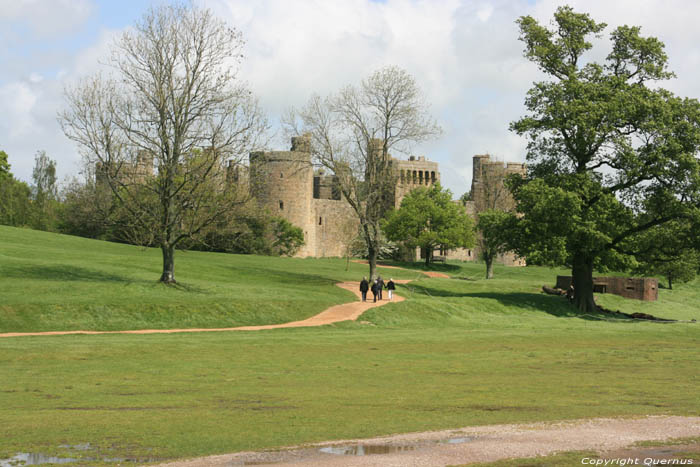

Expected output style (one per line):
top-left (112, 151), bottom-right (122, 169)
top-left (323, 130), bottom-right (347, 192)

top-left (311, 199), bottom-right (359, 257)
top-left (394, 156), bottom-right (440, 206)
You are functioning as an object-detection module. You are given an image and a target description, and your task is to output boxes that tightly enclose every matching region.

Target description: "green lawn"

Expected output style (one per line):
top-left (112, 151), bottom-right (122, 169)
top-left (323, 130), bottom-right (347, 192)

top-left (0, 225), bottom-right (698, 464)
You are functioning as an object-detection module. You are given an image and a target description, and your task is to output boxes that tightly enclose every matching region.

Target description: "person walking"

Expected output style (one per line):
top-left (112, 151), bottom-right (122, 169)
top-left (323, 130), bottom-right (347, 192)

top-left (359, 277), bottom-right (369, 302)
top-left (371, 278), bottom-right (379, 303)
top-left (387, 278), bottom-right (395, 301)
top-left (377, 276), bottom-right (385, 301)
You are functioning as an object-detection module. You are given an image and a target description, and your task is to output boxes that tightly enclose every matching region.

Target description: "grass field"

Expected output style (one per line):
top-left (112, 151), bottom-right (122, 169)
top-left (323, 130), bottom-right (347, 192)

top-left (0, 225), bottom-right (698, 464)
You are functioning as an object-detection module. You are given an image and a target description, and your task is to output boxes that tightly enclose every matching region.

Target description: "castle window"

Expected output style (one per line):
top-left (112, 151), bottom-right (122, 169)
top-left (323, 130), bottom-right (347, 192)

top-left (279, 200), bottom-right (284, 210)
top-left (413, 170), bottom-right (417, 183)
top-left (319, 216), bottom-right (322, 225)
top-left (418, 171), bottom-right (423, 184)
top-left (280, 172), bottom-right (284, 178)
top-left (468, 250), bottom-right (471, 257)
top-left (431, 171), bottom-right (436, 182)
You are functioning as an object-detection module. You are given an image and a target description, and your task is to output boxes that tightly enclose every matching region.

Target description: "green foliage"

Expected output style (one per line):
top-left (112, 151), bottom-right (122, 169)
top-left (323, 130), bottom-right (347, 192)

top-left (0, 150), bottom-right (10, 179)
top-left (0, 176), bottom-right (32, 227)
top-left (382, 183), bottom-right (475, 263)
top-left (510, 6), bottom-right (700, 311)
top-left (477, 208), bottom-right (516, 278)
top-left (632, 219), bottom-right (700, 289)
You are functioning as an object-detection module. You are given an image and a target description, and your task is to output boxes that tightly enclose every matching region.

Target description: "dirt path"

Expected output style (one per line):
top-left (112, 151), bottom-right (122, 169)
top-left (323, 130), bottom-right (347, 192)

top-left (351, 260), bottom-right (451, 279)
top-left (155, 415), bottom-right (700, 466)
top-left (0, 280), bottom-right (411, 338)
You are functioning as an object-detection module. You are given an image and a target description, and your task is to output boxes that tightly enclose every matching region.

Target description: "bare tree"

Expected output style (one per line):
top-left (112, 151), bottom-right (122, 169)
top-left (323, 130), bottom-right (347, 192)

top-left (59, 3), bottom-right (267, 283)
top-left (285, 66), bottom-right (441, 279)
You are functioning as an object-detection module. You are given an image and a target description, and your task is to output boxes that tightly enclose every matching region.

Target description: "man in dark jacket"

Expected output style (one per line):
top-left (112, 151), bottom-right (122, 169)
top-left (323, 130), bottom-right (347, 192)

top-left (371, 279), bottom-right (379, 303)
top-left (387, 278), bottom-right (396, 301)
top-left (359, 277), bottom-right (369, 302)
top-left (377, 276), bottom-right (385, 300)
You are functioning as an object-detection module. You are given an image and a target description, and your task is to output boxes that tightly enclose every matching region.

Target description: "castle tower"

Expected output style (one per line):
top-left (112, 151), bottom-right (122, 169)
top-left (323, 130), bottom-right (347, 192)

top-left (249, 135), bottom-right (316, 256)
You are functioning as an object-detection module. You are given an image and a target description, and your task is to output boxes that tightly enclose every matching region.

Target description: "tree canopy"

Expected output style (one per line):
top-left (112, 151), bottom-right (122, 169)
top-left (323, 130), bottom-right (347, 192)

top-left (60, 3), bottom-right (267, 283)
top-left (509, 6), bottom-right (700, 312)
top-left (382, 183), bottom-right (474, 265)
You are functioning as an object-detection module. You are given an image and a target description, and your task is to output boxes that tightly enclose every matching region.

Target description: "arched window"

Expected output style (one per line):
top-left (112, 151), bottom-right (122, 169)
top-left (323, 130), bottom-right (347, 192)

top-left (419, 171), bottom-right (423, 184)
top-left (279, 201), bottom-right (284, 210)
top-left (431, 171), bottom-right (436, 182)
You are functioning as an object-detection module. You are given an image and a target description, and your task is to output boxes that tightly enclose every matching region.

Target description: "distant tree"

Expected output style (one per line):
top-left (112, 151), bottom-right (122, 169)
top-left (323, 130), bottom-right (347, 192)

top-left (30, 150), bottom-right (61, 231)
top-left (509, 6), bottom-right (700, 313)
top-left (633, 219), bottom-right (700, 289)
top-left (32, 151), bottom-right (58, 201)
top-left (476, 209), bottom-right (512, 279)
top-left (459, 190), bottom-right (471, 206)
top-left (285, 66), bottom-right (442, 279)
top-left (0, 150), bottom-right (10, 179)
top-left (0, 177), bottom-right (32, 227)
top-left (60, 4), bottom-right (268, 283)
top-left (382, 183), bottom-right (475, 265)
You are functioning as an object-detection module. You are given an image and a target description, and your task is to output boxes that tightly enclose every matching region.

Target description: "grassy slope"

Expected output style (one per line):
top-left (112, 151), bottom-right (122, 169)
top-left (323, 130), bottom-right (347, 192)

top-left (0, 226), bottom-right (698, 463)
top-left (0, 226), bottom-right (416, 332)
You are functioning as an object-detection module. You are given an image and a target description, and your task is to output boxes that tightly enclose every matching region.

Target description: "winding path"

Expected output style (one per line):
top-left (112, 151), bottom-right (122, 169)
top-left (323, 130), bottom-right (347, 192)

top-left (0, 274), bottom-right (429, 338)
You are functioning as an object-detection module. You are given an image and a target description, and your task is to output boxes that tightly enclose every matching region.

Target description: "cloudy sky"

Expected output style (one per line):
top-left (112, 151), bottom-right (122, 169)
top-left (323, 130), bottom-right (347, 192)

top-left (2, 0), bottom-right (700, 196)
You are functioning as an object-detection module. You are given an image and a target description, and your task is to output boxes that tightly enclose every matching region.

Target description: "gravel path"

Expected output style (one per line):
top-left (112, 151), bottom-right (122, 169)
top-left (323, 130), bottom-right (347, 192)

top-left (155, 415), bottom-right (700, 466)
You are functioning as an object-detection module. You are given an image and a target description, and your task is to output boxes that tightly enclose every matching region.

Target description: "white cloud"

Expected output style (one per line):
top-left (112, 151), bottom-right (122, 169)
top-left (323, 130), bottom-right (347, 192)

top-left (0, 0), bottom-right (93, 37)
top-left (3, 0), bottom-right (700, 195)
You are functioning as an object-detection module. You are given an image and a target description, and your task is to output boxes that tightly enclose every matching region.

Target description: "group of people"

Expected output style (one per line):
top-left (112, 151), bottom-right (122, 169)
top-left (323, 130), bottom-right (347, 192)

top-left (359, 276), bottom-right (396, 302)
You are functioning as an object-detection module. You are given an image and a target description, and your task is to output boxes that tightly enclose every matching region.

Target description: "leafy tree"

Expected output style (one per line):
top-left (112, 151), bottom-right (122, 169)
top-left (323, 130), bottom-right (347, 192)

top-left (0, 177), bottom-right (32, 227)
top-left (30, 150), bottom-right (61, 231)
top-left (32, 150), bottom-right (57, 201)
top-left (382, 183), bottom-right (475, 265)
top-left (285, 66), bottom-right (442, 279)
top-left (477, 209), bottom-right (512, 279)
top-left (0, 150), bottom-right (10, 180)
top-left (633, 219), bottom-right (700, 289)
top-left (60, 4), bottom-right (267, 283)
top-left (509, 6), bottom-right (700, 312)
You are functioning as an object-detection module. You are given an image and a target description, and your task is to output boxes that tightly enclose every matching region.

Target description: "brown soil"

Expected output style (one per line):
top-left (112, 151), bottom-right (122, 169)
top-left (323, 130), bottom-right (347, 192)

top-left (0, 281), bottom-right (410, 338)
top-left (155, 416), bottom-right (700, 466)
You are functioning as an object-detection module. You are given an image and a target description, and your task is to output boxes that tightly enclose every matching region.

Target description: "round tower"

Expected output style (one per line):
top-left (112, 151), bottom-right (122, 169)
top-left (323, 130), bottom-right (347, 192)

top-left (249, 138), bottom-right (315, 256)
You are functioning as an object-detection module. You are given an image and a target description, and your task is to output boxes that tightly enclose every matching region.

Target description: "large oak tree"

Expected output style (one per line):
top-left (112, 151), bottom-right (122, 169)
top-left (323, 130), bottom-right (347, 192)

top-left (509, 6), bottom-right (700, 312)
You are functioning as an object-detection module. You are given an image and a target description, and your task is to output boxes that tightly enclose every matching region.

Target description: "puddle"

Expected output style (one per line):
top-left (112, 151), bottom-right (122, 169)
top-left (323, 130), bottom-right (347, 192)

top-left (0, 449), bottom-right (158, 466)
top-left (319, 437), bottom-right (472, 456)
top-left (0, 453), bottom-right (81, 466)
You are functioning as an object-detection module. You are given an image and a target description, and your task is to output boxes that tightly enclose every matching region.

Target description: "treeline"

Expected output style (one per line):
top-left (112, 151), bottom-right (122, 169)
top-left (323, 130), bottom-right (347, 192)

top-left (0, 150), bottom-right (303, 257)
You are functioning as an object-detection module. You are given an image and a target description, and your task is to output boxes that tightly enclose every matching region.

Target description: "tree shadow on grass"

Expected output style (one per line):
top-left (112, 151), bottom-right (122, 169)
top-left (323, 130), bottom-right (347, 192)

top-left (1, 264), bottom-right (138, 284)
top-left (380, 260), bottom-right (462, 273)
top-left (407, 283), bottom-right (635, 322)
top-left (227, 265), bottom-right (338, 288)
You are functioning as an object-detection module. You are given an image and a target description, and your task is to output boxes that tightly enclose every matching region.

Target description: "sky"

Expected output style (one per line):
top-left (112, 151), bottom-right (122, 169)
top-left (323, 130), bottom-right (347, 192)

top-left (2, 0), bottom-right (700, 197)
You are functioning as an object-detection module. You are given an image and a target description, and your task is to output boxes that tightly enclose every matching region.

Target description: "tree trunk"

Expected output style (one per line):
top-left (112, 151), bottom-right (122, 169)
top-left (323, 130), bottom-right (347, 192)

top-left (160, 245), bottom-right (176, 283)
top-left (667, 274), bottom-right (673, 290)
top-left (485, 255), bottom-right (494, 279)
top-left (368, 244), bottom-right (378, 280)
top-left (425, 247), bottom-right (431, 266)
top-left (571, 254), bottom-right (596, 313)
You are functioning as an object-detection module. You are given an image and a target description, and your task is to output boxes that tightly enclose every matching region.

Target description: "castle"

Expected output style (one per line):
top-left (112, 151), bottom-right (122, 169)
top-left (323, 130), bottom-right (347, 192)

top-left (249, 136), bottom-right (526, 265)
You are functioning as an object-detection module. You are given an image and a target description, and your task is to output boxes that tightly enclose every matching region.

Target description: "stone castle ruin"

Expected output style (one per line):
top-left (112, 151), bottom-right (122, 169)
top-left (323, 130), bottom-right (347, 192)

top-left (249, 135), bottom-right (526, 265)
